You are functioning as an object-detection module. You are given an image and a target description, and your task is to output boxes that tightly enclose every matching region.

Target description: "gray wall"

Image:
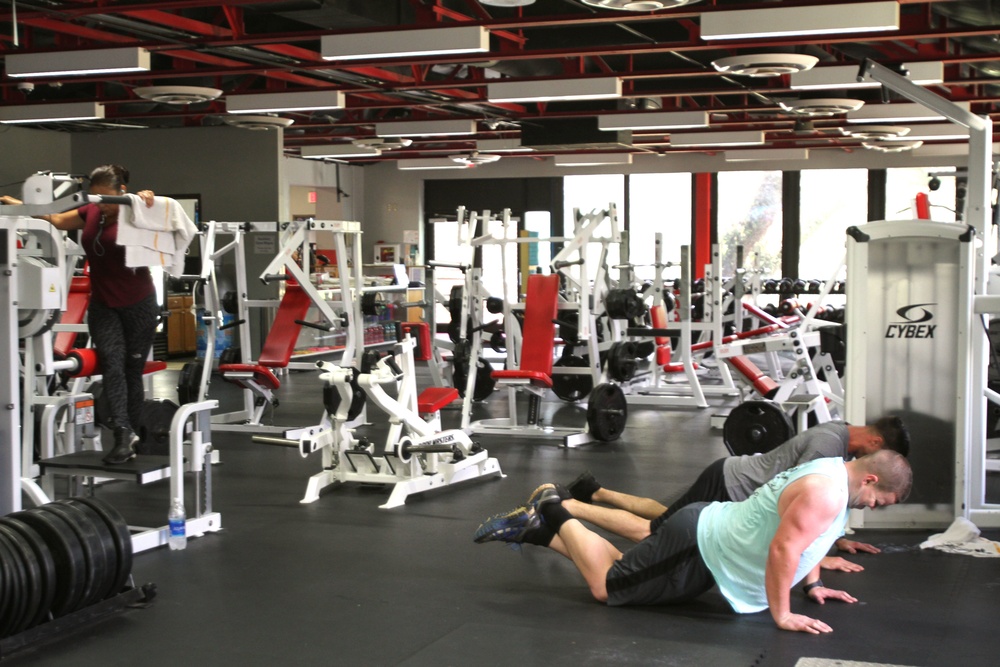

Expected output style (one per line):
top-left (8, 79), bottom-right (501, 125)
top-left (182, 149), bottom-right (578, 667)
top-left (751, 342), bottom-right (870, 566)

top-left (71, 125), bottom-right (282, 221)
top-left (0, 126), bottom-right (73, 195)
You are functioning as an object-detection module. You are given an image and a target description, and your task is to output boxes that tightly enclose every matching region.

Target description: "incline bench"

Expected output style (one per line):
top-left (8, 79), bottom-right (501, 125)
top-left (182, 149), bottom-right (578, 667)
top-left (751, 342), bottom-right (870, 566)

top-left (218, 280), bottom-right (312, 424)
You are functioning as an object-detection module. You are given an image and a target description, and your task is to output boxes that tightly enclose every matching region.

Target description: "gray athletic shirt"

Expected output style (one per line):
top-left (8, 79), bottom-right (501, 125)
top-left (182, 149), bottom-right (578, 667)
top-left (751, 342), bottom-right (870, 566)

top-left (722, 421), bottom-right (850, 501)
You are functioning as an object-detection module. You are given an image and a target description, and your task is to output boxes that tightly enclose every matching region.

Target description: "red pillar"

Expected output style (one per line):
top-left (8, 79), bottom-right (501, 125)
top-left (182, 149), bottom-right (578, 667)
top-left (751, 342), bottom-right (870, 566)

top-left (694, 173), bottom-right (712, 279)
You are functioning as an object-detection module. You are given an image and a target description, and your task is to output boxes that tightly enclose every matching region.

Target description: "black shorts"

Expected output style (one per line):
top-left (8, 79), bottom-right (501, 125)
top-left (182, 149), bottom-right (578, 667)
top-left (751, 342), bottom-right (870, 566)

top-left (605, 503), bottom-right (715, 607)
top-left (649, 457), bottom-right (731, 533)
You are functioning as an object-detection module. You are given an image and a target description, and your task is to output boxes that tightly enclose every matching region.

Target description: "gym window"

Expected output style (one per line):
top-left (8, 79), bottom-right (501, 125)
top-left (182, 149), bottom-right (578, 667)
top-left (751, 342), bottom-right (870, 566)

top-left (563, 174), bottom-right (625, 282)
top-left (717, 170), bottom-right (782, 276)
top-left (799, 169), bottom-right (868, 279)
top-left (628, 173), bottom-right (693, 281)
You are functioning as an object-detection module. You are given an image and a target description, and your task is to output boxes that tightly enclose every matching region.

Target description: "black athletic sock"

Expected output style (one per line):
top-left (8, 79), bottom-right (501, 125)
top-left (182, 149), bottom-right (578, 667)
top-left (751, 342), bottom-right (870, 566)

top-left (523, 525), bottom-right (555, 547)
top-left (539, 502), bottom-right (573, 533)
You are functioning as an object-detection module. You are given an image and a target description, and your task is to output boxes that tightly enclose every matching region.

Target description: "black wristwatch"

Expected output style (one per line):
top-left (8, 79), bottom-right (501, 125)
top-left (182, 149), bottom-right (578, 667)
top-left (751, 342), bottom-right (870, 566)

top-left (802, 579), bottom-right (824, 596)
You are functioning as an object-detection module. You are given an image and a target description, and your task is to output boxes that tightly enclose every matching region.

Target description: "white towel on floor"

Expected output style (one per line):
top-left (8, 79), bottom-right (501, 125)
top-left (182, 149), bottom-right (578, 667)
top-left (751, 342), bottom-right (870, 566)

top-left (117, 194), bottom-right (198, 276)
top-left (919, 516), bottom-right (1000, 557)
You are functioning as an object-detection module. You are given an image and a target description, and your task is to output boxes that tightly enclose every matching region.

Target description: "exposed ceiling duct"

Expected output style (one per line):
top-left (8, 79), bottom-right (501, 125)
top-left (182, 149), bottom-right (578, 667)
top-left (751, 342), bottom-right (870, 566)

top-left (0, 0), bottom-right (994, 161)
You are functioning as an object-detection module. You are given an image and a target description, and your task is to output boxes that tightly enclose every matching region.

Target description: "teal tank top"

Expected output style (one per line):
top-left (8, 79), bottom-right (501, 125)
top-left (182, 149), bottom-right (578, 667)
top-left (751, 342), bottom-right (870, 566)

top-left (696, 457), bottom-right (849, 614)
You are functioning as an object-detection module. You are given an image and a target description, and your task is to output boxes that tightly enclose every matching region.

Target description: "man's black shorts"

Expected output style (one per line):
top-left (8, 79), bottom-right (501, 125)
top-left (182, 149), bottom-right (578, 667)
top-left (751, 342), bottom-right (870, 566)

top-left (605, 503), bottom-right (715, 606)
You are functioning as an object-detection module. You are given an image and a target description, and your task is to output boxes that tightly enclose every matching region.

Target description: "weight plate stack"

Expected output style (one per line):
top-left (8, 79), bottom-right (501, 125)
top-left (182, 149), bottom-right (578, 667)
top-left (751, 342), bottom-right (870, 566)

top-left (65, 498), bottom-right (133, 599)
top-left (36, 504), bottom-right (110, 609)
top-left (0, 518), bottom-right (57, 630)
top-left (0, 498), bottom-right (134, 635)
top-left (10, 509), bottom-right (88, 618)
top-left (0, 532), bottom-right (25, 637)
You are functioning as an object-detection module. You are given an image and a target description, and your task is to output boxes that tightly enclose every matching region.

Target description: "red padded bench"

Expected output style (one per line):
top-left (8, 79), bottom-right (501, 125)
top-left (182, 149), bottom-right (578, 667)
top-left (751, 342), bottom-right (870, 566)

top-left (218, 281), bottom-right (313, 391)
top-left (728, 355), bottom-right (779, 399)
top-left (491, 274), bottom-right (559, 388)
top-left (54, 276), bottom-right (92, 359)
top-left (418, 387), bottom-right (459, 414)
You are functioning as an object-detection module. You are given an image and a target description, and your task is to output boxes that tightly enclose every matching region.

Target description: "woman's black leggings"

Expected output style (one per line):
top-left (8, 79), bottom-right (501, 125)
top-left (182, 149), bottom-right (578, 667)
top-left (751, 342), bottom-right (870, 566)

top-left (88, 293), bottom-right (161, 432)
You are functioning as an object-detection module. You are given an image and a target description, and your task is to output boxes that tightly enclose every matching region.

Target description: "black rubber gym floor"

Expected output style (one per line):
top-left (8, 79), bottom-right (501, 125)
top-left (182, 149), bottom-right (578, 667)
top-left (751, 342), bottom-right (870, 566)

top-left (7, 365), bottom-right (1000, 666)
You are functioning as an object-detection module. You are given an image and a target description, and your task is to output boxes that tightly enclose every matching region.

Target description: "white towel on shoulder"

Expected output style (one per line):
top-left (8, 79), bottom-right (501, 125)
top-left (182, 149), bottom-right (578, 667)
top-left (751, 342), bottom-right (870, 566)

top-left (117, 194), bottom-right (198, 276)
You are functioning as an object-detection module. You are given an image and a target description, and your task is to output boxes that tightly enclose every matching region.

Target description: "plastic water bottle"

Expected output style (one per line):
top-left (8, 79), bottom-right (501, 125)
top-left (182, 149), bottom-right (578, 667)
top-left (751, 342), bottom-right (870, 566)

top-left (168, 498), bottom-right (187, 550)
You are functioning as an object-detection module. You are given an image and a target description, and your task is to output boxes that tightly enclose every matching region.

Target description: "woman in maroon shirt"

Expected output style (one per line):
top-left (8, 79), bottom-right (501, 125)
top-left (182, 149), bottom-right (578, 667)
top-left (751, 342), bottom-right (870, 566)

top-left (2, 165), bottom-right (156, 464)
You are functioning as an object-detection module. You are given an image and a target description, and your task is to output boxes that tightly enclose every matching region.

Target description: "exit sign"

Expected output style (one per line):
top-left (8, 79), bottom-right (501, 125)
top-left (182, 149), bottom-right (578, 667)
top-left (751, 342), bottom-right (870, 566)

top-left (308, 191), bottom-right (317, 204)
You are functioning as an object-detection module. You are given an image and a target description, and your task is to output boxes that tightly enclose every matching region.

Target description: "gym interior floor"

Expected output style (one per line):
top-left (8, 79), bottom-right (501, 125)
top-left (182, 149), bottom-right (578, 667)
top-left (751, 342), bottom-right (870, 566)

top-left (9, 363), bottom-right (1000, 667)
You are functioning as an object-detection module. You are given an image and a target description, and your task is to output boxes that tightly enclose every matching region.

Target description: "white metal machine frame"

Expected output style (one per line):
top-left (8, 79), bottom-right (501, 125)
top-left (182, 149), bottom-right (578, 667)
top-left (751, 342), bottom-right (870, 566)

top-left (847, 60), bottom-right (998, 527)
top-left (288, 336), bottom-right (503, 508)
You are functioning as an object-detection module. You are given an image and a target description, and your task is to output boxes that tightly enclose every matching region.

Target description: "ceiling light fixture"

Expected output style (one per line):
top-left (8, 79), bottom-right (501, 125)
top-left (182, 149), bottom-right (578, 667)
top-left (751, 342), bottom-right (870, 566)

top-left (580, 0), bottom-right (701, 9)
top-left (487, 77), bottom-right (621, 103)
top-left (724, 148), bottom-right (810, 162)
top-left (397, 158), bottom-right (473, 171)
top-left (597, 110), bottom-right (709, 131)
top-left (840, 125), bottom-right (911, 140)
top-left (711, 54), bottom-right (818, 77)
top-left (134, 86), bottom-right (223, 105)
top-left (890, 123), bottom-right (969, 141)
top-left (374, 119), bottom-right (477, 137)
top-left (222, 115), bottom-right (294, 130)
top-left (478, 0), bottom-right (535, 5)
top-left (670, 130), bottom-right (765, 147)
top-left (5, 47), bottom-right (151, 78)
top-left (476, 138), bottom-right (534, 153)
top-left (301, 145), bottom-right (381, 159)
top-left (790, 61), bottom-right (943, 90)
top-left (846, 101), bottom-right (970, 124)
top-left (862, 139), bottom-right (924, 153)
top-left (353, 137), bottom-right (413, 150)
top-left (0, 102), bottom-right (104, 124)
top-left (450, 152), bottom-right (502, 166)
top-left (226, 90), bottom-right (345, 114)
top-left (554, 153), bottom-right (633, 166)
top-left (701, 2), bottom-right (899, 40)
top-left (778, 98), bottom-right (864, 117)
top-left (322, 26), bottom-right (488, 61)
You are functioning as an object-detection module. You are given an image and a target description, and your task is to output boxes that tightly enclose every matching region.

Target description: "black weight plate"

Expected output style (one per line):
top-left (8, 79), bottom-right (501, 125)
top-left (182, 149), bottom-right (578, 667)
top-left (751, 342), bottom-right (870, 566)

top-left (0, 525), bottom-right (43, 636)
top-left (10, 510), bottom-right (87, 618)
top-left (64, 498), bottom-right (133, 599)
top-left (452, 356), bottom-right (496, 402)
top-left (176, 361), bottom-right (203, 405)
top-left (35, 504), bottom-right (109, 610)
top-left (0, 530), bottom-right (16, 637)
top-left (0, 518), bottom-right (57, 629)
top-left (0, 531), bottom-right (28, 638)
top-left (722, 400), bottom-right (795, 456)
top-left (137, 398), bottom-right (179, 455)
top-left (551, 354), bottom-right (593, 402)
top-left (587, 383), bottom-right (628, 442)
top-left (57, 500), bottom-right (119, 602)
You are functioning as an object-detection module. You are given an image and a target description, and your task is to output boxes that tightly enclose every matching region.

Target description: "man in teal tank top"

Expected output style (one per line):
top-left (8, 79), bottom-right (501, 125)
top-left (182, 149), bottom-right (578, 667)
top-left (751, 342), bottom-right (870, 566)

top-left (475, 451), bottom-right (911, 634)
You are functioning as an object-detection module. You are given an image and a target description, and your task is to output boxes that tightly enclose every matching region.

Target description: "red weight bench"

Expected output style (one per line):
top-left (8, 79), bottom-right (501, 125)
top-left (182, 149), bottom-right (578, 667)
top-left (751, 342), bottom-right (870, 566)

top-left (469, 274), bottom-right (593, 447)
top-left (491, 273), bottom-right (559, 389)
top-left (218, 281), bottom-right (313, 423)
top-left (417, 386), bottom-right (459, 432)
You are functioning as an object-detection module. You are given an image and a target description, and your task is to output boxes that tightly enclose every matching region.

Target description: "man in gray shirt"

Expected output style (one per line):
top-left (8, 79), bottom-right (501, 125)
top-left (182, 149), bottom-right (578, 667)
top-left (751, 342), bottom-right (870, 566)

top-left (489, 416), bottom-right (909, 566)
